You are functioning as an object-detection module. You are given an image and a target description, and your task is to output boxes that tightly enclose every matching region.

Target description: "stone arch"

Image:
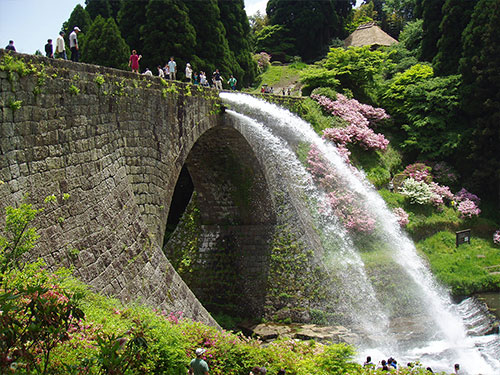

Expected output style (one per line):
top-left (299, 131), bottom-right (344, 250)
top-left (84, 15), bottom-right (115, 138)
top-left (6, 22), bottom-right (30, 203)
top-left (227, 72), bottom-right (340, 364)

top-left (163, 124), bottom-right (277, 319)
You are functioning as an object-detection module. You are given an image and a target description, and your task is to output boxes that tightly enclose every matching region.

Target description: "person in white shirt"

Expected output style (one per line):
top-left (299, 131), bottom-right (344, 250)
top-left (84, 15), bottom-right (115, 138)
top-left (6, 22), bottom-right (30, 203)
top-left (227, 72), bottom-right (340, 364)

top-left (69, 26), bottom-right (80, 62)
top-left (143, 68), bottom-right (153, 76)
top-left (55, 31), bottom-right (66, 59)
top-left (185, 63), bottom-right (193, 83)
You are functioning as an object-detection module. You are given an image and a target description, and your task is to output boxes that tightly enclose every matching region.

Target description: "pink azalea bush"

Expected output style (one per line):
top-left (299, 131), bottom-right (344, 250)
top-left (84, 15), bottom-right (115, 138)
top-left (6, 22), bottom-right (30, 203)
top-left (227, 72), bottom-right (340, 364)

top-left (454, 188), bottom-right (481, 206)
top-left (494, 230), bottom-right (500, 245)
top-left (312, 94), bottom-right (390, 154)
top-left (393, 207), bottom-right (409, 227)
top-left (457, 199), bottom-right (481, 219)
top-left (307, 144), bottom-right (376, 234)
top-left (402, 163), bottom-right (433, 183)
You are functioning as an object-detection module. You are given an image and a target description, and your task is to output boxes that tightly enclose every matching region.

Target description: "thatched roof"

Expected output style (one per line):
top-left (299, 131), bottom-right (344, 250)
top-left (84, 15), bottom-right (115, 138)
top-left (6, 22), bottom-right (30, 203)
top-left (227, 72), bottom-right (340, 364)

top-left (344, 22), bottom-right (398, 48)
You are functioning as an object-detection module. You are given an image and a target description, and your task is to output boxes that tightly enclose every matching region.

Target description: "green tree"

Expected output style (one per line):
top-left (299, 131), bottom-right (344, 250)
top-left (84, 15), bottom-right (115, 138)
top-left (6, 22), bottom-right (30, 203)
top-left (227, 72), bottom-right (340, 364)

top-left (266, 0), bottom-right (354, 62)
top-left (381, 0), bottom-right (420, 37)
top-left (218, 0), bottom-right (257, 87)
top-left (255, 24), bottom-right (296, 62)
top-left (141, 0), bottom-right (196, 74)
top-left (185, 0), bottom-right (236, 79)
top-left (381, 64), bottom-right (463, 159)
top-left (459, 0), bottom-right (500, 203)
top-left (301, 46), bottom-right (390, 100)
top-left (419, 0), bottom-right (445, 62)
top-left (117, 0), bottom-right (147, 54)
top-left (81, 16), bottom-right (130, 70)
top-left (62, 4), bottom-right (91, 39)
top-left (433, 0), bottom-right (474, 76)
top-left (345, 1), bottom-right (377, 34)
top-left (85, 0), bottom-right (112, 20)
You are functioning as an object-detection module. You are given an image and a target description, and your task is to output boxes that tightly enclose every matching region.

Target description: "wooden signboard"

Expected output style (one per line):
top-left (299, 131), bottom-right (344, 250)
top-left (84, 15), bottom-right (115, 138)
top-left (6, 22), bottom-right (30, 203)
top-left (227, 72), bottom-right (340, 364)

top-left (456, 229), bottom-right (471, 247)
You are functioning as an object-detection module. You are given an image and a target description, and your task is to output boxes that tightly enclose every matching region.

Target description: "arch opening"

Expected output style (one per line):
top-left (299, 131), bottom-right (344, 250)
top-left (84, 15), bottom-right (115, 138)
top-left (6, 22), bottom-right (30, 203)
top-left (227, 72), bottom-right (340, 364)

top-left (162, 125), bottom-right (276, 326)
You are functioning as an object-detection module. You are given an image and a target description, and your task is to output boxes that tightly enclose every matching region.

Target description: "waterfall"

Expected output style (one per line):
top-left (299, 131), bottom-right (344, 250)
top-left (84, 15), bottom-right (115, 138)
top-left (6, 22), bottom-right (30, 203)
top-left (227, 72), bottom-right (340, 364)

top-left (221, 92), bottom-right (500, 374)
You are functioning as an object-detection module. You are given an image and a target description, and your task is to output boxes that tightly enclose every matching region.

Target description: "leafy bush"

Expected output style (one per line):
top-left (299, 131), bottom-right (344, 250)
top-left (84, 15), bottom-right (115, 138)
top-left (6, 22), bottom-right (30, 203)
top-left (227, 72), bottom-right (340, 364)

top-left (301, 46), bottom-right (391, 99)
top-left (399, 178), bottom-right (434, 205)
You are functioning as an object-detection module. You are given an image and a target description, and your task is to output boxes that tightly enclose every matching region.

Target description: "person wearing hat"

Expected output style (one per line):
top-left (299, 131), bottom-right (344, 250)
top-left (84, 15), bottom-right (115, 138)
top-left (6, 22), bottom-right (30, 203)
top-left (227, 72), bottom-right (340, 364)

top-left (189, 348), bottom-right (209, 375)
top-left (55, 31), bottom-right (67, 59)
top-left (69, 26), bottom-right (81, 62)
top-left (185, 62), bottom-right (193, 83)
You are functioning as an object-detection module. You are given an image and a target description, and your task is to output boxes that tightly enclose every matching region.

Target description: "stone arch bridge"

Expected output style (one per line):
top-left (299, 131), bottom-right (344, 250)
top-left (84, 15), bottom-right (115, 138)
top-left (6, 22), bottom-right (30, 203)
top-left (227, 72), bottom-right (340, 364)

top-left (0, 51), bottom-right (324, 326)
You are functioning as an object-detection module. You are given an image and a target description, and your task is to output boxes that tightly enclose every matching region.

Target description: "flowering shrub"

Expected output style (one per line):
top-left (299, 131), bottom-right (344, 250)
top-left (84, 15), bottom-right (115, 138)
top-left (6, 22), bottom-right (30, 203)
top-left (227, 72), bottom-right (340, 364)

top-left (494, 230), bottom-right (500, 245)
top-left (429, 182), bottom-right (454, 207)
top-left (457, 199), bottom-right (481, 219)
top-left (402, 163), bottom-right (433, 183)
top-left (454, 188), bottom-right (481, 206)
top-left (393, 207), bottom-right (409, 227)
top-left (313, 94), bottom-right (390, 154)
top-left (253, 52), bottom-right (271, 73)
top-left (432, 162), bottom-right (458, 186)
top-left (399, 178), bottom-right (434, 205)
top-left (307, 144), bottom-right (376, 234)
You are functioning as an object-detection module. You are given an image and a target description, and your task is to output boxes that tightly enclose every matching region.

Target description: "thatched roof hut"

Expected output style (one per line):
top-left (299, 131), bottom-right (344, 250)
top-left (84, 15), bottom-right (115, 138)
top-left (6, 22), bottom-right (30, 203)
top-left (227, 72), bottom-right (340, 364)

top-left (344, 22), bottom-right (398, 48)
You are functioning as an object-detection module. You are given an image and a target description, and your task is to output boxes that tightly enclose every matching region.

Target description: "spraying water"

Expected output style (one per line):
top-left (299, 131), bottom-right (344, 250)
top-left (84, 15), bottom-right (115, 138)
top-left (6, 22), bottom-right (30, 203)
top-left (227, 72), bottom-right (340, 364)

top-left (220, 92), bottom-right (500, 374)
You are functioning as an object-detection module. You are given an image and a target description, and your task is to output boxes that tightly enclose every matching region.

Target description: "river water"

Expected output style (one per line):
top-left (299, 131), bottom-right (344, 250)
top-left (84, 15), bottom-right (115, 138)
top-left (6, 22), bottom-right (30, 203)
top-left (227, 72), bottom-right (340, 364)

top-left (221, 92), bottom-right (500, 374)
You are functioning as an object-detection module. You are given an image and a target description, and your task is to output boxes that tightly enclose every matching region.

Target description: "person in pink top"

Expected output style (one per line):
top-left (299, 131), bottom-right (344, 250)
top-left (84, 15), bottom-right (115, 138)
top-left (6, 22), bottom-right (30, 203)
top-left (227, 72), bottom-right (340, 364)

top-left (128, 50), bottom-right (142, 73)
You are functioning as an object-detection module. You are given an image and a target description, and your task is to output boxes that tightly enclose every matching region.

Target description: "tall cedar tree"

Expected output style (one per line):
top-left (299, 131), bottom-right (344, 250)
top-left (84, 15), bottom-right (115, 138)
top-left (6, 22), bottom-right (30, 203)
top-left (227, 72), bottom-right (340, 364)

top-left (141, 0), bottom-right (196, 75)
top-left (217, 0), bottom-right (257, 87)
top-left (419, 0), bottom-right (445, 62)
top-left (85, 0), bottom-right (112, 20)
top-left (185, 0), bottom-right (237, 81)
top-left (117, 0), bottom-right (147, 54)
top-left (63, 4), bottom-right (91, 36)
top-left (459, 0), bottom-right (500, 203)
top-left (81, 16), bottom-right (129, 70)
top-left (266, 0), bottom-right (354, 62)
top-left (432, 0), bottom-right (474, 76)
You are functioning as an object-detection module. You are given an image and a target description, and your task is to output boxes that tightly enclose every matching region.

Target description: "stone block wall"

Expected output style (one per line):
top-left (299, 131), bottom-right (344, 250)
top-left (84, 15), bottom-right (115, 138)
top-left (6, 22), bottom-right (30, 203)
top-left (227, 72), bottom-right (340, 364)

top-left (0, 50), bottom-right (221, 325)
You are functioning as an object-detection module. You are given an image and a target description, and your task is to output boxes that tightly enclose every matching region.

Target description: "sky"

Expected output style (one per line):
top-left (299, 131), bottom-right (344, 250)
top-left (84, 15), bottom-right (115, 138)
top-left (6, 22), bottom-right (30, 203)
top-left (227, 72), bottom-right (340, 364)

top-left (0, 0), bottom-right (359, 55)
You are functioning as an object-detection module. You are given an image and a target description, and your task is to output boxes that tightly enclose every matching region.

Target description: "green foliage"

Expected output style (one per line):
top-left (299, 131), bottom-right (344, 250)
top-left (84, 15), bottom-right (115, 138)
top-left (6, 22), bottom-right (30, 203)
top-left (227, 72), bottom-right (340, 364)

top-left (68, 84), bottom-right (80, 95)
top-left (417, 232), bottom-right (500, 295)
top-left (381, 64), bottom-right (463, 159)
top-left (8, 98), bottom-right (22, 112)
top-left (459, 0), bottom-right (500, 202)
top-left (0, 203), bottom-right (84, 374)
top-left (255, 24), bottom-right (296, 62)
top-left (117, 0), bottom-right (147, 53)
top-left (0, 203), bottom-right (40, 274)
top-left (266, 0), bottom-right (352, 62)
top-left (301, 46), bottom-right (391, 99)
top-left (85, 0), bottom-right (112, 20)
top-left (345, 1), bottom-right (377, 34)
top-left (63, 4), bottom-right (91, 48)
top-left (94, 73), bottom-right (105, 86)
top-left (301, 344), bottom-right (361, 375)
top-left (81, 16), bottom-right (130, 70)
top-left (184, 0), bottom-right (237, 80)
top-left (433, 0), bottom-right (474, 76)
top-left (419, 0), bottom-right (445, 62)
top-left (141, 0), bottom-right (196, 73)
top-left (217, 0), bottom-right (257, 87)
top-left (0, 53), bottom-right (35, 78)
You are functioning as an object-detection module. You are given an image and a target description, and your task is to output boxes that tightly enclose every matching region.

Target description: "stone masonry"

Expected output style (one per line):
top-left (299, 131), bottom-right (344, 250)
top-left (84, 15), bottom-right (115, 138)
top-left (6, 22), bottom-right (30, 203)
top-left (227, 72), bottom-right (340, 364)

top-left (0, 50), bottom-right (223, 325)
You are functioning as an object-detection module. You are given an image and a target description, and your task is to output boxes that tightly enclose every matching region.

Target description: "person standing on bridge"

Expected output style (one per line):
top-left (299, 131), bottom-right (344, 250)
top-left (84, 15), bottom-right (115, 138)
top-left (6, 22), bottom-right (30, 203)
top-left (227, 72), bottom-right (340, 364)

top-left (69, 26), bottom-right (80, 62)
top-left (5, 40), bottom-right (16, 51)
top-left (129, 50), bottom-right (142, 73)
top-left (45, 39), bottom-right (54, 58)
top-left (168, 56), bottom-right (177, 80)
top-left (55, 31), bottom-right (67, 59)
top-left (189, 348), bottom-right (209, 375)
top-left (213, 69), bottom-right (223, 90)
